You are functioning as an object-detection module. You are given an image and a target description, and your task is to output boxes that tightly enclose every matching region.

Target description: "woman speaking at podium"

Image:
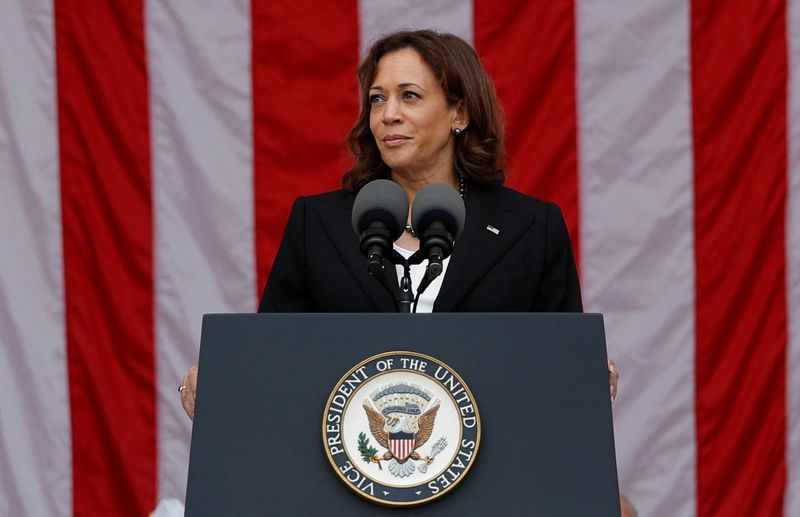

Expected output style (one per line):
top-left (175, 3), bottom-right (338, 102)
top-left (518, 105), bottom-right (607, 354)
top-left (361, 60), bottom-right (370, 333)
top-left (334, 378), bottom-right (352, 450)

top-left (180, 30), bottom-right (618, 419)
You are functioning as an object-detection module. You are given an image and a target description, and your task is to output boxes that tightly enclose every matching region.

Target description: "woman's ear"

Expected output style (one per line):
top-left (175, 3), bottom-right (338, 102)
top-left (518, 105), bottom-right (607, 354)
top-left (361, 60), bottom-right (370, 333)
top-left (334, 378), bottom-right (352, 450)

top-left (454, 101), bottom-right (469, 131)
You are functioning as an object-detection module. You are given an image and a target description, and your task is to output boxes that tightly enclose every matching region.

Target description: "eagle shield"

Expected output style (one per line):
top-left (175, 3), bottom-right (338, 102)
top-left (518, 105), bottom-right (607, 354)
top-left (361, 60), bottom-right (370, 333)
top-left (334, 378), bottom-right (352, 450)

top-left (388, 432), bottom-right (415, 461)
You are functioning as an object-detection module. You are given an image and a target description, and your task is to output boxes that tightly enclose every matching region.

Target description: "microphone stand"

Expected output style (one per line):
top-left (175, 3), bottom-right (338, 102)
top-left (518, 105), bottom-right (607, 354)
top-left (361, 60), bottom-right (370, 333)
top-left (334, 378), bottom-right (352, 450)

top-left (396, 258), bottom-right (414, 313)
top-left (367, 246), bottom-right (447, 313)
top-left (396, 250), bottom-right (442, 313)
top-left (367, 250), bottom-right (415, 313)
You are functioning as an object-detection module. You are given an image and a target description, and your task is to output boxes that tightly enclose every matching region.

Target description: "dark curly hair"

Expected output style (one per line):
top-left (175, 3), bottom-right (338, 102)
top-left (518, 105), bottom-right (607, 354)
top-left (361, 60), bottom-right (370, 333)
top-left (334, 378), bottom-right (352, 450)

top-left (343, 30), bottom-right (505, 191)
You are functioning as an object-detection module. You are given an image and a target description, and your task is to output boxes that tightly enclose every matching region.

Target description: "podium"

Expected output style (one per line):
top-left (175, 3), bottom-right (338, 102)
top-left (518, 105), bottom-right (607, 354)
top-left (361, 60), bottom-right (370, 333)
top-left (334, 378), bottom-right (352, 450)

top-left (185, 313), bottom-right (620, 515)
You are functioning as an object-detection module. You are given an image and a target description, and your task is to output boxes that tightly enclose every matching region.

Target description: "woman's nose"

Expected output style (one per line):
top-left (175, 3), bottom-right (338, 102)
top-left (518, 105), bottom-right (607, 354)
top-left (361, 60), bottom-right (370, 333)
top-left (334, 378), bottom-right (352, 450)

top-left (382, 96), bottom-right (402, 124)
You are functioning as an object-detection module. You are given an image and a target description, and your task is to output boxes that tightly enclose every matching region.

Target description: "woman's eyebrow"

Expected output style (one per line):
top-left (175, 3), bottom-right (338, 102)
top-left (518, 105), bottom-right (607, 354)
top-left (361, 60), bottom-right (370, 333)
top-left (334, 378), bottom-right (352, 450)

top-left (369, 83), bottom-right (425, 91)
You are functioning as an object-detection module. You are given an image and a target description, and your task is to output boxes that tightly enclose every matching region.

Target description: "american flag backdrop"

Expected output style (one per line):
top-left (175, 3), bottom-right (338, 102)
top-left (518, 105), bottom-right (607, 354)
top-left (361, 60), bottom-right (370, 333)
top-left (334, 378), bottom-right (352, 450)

top-left (0, 0), bottom-right (798, 515)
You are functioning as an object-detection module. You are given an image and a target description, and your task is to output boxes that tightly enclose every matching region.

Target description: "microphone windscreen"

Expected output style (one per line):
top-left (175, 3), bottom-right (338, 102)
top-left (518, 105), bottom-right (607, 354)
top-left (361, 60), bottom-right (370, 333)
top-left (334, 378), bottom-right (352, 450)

top-left (351, 179), bottom-right (409, 240)
top-left (411, 183), bottom-right (466, 239)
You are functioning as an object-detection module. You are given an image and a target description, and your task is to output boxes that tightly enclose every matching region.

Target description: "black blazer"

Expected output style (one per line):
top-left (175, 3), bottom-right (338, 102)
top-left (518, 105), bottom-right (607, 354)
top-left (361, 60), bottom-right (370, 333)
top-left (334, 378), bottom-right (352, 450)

top-left (259, 184), bottom-right (582, 313)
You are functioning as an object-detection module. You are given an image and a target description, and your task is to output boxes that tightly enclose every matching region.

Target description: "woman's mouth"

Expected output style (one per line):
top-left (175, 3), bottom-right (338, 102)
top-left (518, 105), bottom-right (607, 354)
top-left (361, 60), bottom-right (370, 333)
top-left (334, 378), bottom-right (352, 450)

top-left (382, 134), bottom-right (411, 147)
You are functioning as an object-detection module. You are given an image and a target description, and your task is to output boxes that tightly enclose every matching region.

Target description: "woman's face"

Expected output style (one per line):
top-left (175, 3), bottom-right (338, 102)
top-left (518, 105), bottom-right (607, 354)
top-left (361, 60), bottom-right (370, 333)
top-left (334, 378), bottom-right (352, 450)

top-left (369, 48), bottom-right (460, 179)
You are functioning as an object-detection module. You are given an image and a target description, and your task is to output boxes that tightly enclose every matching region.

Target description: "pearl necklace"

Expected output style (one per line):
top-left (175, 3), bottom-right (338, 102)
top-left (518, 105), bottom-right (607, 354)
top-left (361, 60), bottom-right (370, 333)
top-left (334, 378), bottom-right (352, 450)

top-left (404, 174), bottom-right (465, 238)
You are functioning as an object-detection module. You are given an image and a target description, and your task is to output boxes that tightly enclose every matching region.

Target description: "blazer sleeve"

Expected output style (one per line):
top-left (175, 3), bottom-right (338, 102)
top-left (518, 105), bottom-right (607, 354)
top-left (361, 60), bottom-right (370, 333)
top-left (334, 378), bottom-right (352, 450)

top-left (532, 203), bottom-right (583, 312)
top-left (258, 197), bottom-right (315, 312)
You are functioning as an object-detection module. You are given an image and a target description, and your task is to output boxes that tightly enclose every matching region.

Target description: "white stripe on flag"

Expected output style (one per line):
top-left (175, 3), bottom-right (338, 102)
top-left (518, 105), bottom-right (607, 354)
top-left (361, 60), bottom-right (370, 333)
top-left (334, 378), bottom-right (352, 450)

top-left (575, 1), bottom-right (696, 515)
top-left (787, 0), bottom-right (800, 514)
top-left (146, 0), bottom-right (255, 502)
top-left (358, 0), bottom-right (474, 58)
top-left (0, 1), bottom-right (70, 516)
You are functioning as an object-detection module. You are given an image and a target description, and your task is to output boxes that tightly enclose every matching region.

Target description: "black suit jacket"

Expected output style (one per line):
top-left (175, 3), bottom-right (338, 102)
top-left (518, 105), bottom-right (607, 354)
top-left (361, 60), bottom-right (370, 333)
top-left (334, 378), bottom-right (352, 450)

top-left (259, 184), bottom-right (582, 313)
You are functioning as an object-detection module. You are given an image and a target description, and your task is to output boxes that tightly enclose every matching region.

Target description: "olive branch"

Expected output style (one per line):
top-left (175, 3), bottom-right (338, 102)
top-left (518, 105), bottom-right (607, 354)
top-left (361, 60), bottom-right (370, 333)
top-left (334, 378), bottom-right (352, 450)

top-left (357, 432), bottom-right (382, 470)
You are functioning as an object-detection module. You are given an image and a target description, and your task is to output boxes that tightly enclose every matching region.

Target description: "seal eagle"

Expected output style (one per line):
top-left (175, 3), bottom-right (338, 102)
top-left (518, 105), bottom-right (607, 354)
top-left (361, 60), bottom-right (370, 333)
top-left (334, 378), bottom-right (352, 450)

top-left (362, 402), bottom-right (440, 476)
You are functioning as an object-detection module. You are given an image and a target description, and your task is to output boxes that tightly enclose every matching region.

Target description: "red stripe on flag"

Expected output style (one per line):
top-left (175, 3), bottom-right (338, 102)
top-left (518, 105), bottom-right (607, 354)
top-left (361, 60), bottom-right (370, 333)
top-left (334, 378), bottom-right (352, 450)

top-left (691, 0), bottom-right (788, 514)
top-left (474, 0), bottom-right (581, 268)
top-left (252, 1), bottom-right (360, 295)
top-left (55, 1), bottom-right (155, 515)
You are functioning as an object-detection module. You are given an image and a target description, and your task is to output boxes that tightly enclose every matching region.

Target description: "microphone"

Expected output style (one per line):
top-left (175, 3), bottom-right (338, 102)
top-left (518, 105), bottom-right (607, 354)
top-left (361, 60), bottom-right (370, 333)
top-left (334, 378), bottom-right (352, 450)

top-left (410, 183), bottom-right (465, 281)
top-left (351, 179), bottom-right (408, 277)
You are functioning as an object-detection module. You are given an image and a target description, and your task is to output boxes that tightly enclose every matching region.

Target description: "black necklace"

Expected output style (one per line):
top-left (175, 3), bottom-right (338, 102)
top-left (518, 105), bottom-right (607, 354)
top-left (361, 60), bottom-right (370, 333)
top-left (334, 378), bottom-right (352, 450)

top-left (404, 174), bottom-right (465, 238)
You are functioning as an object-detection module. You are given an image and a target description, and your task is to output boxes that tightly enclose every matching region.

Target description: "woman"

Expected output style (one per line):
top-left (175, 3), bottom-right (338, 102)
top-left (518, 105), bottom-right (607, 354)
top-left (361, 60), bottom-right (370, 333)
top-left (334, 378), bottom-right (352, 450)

top-left (180, 30), bottom-right (618, 418)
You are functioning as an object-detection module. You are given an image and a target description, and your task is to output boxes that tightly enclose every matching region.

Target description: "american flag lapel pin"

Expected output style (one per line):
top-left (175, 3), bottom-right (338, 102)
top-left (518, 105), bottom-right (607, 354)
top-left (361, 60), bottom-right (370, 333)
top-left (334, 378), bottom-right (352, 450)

top-left (486, 225), bottom-right (500, 235)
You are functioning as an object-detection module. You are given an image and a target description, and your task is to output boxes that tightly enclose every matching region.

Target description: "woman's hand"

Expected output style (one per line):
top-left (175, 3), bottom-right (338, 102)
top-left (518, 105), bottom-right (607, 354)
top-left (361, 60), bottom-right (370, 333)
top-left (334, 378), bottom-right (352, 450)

top-left (179, 365), bottom-right (198, 420)
top-left (608, 356), bottom-right (619, 402)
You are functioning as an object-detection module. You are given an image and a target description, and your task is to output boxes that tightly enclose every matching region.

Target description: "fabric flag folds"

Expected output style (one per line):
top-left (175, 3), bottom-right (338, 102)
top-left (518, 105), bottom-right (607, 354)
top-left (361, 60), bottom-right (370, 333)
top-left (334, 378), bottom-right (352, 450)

top-left (0, 0), bottom-right (797, 516)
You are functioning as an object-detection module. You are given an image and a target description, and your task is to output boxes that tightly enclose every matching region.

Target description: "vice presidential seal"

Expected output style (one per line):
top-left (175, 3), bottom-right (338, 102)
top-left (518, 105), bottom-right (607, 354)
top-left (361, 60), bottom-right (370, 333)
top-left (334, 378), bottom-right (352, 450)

top-left (322, 351), bottom-right (481, 506)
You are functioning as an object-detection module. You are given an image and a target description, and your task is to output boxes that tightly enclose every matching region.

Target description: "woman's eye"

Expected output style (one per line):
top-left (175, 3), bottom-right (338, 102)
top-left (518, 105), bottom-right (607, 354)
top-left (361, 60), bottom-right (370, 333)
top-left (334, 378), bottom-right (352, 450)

top-left (402, 91), bottom-right (420, 100)
top-left (369, 94), bottom-right (384, 104)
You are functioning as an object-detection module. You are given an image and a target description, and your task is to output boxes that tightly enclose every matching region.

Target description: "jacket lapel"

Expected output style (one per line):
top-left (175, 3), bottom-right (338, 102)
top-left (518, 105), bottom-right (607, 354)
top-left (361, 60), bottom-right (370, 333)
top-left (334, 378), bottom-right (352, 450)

top-left (313, 192), bottom-right (397, 312)
top-left (434, 186), bottom-right (537, 312)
